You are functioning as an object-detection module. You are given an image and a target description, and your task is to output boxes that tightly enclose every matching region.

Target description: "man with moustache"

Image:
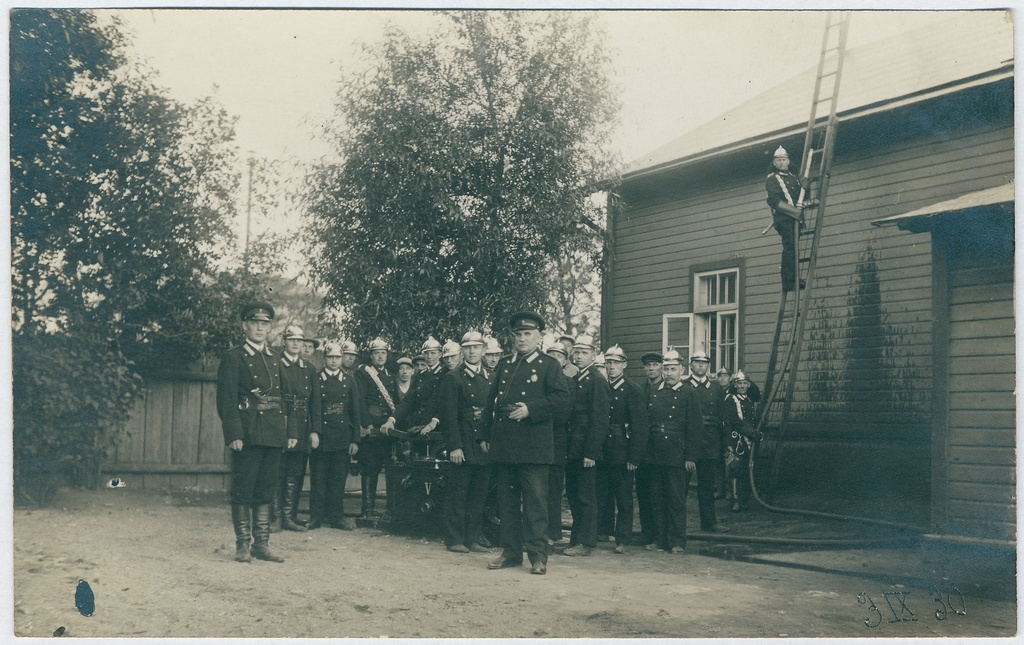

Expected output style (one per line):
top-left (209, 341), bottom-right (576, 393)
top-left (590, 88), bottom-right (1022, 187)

top-left (278, 325), bottom-right (321, 532)
top-left (480, 312), bottom-right (570, 575)
top-left (644, 349), bottom-right (702, 554)
top-left (354, 337), bottom-right (396, 518)
top-left (684, 351), bottom-right (729, 533)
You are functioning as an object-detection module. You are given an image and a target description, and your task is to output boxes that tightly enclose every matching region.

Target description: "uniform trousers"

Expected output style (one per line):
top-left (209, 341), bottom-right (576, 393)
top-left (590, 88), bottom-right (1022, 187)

top-left (546, 464), bottom-right (565, 541)
top-left (635, 463), bottom-right (655, 545)
top-left (309, 449), bottom-right (350, 524)
top-left (496, 463), bottom-right (549, 565)
top-left (358, 435), bottom-right (390, 476)
top-left (596, 462), bottom-right (634, 544)
top-left (565, 462), bottom-right (598, 548)
top-left (692, 457), bottom-right (719, 530)
top-left (443, 463), bottom-right (491, 547)
top-left (230, 445), bottom-right (281, 506)
top-left (280, 450), bottom-right (308, 481)
top-left (773, 214), bottom-right (799, 290)
top-left (648, 464), bottom-right (690, 549)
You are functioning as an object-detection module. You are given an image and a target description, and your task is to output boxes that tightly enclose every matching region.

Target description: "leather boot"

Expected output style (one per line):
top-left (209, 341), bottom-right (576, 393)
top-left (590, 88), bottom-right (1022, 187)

top-left (231, 503), bottom-right (252, 563)
top-left (367, 474), bottom-right (379, 517)
top-left (280, 479), bottom-right (307, 532)
top-left (269, 483), bottom-right (281, 532)
top-left (251, 504), bottom-right (284, 563)
top-left (360, 476), bottom-right (372, 518)
top-left (290, 476), bottom-right (308, 526)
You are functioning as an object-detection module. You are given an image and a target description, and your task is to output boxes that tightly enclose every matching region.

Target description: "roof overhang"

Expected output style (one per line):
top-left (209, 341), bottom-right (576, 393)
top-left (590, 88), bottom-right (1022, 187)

top-left (871, 182), bottom-right (1014, 233)
top-left (621, 67), bottom-right (1013, 184)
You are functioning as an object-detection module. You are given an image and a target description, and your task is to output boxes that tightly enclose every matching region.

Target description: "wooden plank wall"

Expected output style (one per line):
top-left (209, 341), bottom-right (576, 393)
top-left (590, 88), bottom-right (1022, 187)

top-left (610, 114), bottom-right (1012, 446)
top-left (944, 261), bottom-right (1015, 540)
top-left (106, 374), bottom-right (230, 491)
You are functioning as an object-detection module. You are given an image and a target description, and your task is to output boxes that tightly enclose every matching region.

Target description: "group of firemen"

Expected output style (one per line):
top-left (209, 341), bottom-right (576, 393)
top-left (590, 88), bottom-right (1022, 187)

top-left (216, 302), bottom-right (759, 574)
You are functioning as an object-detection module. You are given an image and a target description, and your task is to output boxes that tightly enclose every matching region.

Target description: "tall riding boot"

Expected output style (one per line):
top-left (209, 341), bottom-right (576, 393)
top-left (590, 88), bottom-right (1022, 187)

top-left (367, 474), bottom-right (379, 517)
top-left (251, 504), bottom-right (285, 563)
top-left (290, 476), bottom-right (308, 526)
top-left (360, 475), bottom-right (372, 518)
top-left (270, 481), bottom-right (281, 532)
top-left (231, 503), bottom-right (252, 563)
top-left (280, 479), bottom-right (307, 531)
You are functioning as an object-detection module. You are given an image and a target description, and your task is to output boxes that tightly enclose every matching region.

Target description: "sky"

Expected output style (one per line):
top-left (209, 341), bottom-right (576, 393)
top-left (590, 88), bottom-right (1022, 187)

top-left (102, 9), bottom-right (963, 168)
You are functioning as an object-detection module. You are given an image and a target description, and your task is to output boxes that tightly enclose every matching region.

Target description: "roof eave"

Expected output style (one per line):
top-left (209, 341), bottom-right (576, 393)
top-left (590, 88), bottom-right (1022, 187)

top-left (621, 66), bottom-right (1014, 184)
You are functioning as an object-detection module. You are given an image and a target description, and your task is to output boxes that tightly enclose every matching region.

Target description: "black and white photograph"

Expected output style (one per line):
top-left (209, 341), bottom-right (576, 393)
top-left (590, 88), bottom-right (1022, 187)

top-left (8, 5), bottom-right (1017, 639)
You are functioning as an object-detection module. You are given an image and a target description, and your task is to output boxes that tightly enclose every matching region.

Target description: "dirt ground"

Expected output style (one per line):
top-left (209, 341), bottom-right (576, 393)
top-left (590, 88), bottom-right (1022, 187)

top-left (12, 488), bottom-right (1017, 639)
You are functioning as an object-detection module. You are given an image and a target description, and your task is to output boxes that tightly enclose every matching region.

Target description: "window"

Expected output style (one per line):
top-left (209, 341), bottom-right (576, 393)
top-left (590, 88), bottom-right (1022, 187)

top-left (693, 268), bottom-right (739, 372)
top-left (662, 313), bottom-right (692, 371)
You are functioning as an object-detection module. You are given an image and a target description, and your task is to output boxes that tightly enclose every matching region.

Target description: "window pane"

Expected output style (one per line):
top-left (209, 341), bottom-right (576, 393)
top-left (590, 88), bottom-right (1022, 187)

top-left (666, 316), bottom-right (690, 358)
top-left (720, 314), bottom-right (737, 372)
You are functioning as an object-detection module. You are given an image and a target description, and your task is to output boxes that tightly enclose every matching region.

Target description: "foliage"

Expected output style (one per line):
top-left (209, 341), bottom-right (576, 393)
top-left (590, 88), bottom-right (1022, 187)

top-left (11, 9), bottom-right (246, 370)
top-left (10, 9), bottom-right (253, 500)
top-left (12, 333), bottom-right (144, 505)
top-left (303, 11), bottom-right (619, 350)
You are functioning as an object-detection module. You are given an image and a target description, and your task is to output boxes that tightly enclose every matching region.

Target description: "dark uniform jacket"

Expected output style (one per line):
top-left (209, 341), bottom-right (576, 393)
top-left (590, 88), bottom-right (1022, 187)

top-left (281, 354), bottom-right (322, 452)
top-left (567, 365), bottom-right (610, 462)
top-left (354, 365), bottom-right (397, 429)
top-left (643, 381), bottom-right (702, 468)
top-left (765, 169), bottom-right (807, 216)
top-left (480, 349), bottom-right (571, 465)
top-left (318, 368), bottom-right (362, 451)
top-left (684, 376), bottom-right (727, 461)
top-left (604, 376), bottom-right (649, 466)
top-left (216, 341), bottom-right (295, 447)
top-left (641, 377), bottom-right (663, 401)
top-left (437, 363), bottom-right (491, 465)
top-left (551, 368), bottom-right (573, 463)
top-left (393, 363), bottom-right (444, 429)
top-left (723, 392), bottom-right (756, 440)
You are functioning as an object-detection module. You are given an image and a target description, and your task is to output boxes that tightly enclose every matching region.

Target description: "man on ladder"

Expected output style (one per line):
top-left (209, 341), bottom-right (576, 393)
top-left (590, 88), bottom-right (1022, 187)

top-left (765, 145), bottom-right (808, 292)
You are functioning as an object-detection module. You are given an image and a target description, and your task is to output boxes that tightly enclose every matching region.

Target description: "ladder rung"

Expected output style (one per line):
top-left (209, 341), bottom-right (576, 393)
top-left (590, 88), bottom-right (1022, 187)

top-left (799, 228), bottom-right (817, 236)
top-left (799, 257), bottom-right (811, 263)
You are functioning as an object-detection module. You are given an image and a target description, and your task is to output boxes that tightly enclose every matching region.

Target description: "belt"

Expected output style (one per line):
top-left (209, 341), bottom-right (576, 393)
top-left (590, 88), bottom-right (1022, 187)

top-left (470, 406), bottom-right (484, 421)
top-left (290, 400), bottom-right (308, 413)
top-left (498, 404), bottom-right (519, 416)
top-left (649, 424), bottom-right (682, 434)
top-left (367, 404), bottom-right (388, 417)
top-left (324, 403), bottom-right (346, 416)
top-left (239, 395), bottom-right (282, 412)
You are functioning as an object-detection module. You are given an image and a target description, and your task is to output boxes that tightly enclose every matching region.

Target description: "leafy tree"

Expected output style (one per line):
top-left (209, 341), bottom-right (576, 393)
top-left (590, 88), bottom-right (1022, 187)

top-left (303, 11), bottom-right (618, 350)
top-left (10, 9), bottom-right (253, 501)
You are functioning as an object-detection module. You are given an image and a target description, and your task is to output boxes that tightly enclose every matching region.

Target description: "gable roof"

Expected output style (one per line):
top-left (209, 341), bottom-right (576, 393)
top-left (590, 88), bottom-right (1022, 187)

top-left (624, 12), bottom-right (1014, 179)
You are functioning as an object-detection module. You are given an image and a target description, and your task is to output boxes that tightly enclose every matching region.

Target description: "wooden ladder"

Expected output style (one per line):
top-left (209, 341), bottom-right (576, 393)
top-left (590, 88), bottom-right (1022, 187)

top-left (756, 11), bottom-right (851, 500)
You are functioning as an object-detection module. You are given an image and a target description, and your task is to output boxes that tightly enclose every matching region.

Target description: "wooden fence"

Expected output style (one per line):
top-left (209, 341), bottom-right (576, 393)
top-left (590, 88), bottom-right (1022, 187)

top-left (102, 371), bottom-right (231, 492)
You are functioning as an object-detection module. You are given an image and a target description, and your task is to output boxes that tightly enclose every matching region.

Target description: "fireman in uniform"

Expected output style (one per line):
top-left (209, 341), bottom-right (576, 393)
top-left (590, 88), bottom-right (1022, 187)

top-left (480, 311), bottom-right (570, 575)
top-left (309, 341), bottom-right (361, 530)
top-left (543, 340), bottom-right (574, 546)
top-left (684, 350), bottom-right (729, 532)
top-left (723, 370), bottom-right (757, 513)
top-left (381, 336), bottom-right (445, 438)
top-left (561, 334), bottom-right (609, 557)
top-left (482, 336), bottom-right (503, 379)
top-left (354, 337), bottom-right (396, 518)
top-left (216, 302), bottom-right (297, 563)
top-left (279, 325), bottom-right (321, 532)
top-left (765, 145), bottom-right (809, 292)
top-left (437, 330), bottom-right (492, 553)
top-left (596, 345), bottom-right (649, 553)
top-left (636, 351), bottom-right (663, 549)
top-left (643, 348), bottom-right (702, 554)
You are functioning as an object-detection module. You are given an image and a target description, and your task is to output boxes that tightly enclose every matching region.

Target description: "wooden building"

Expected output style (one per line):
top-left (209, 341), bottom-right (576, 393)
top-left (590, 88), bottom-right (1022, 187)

top-left (603, 14), bottom-right (1013, 546)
